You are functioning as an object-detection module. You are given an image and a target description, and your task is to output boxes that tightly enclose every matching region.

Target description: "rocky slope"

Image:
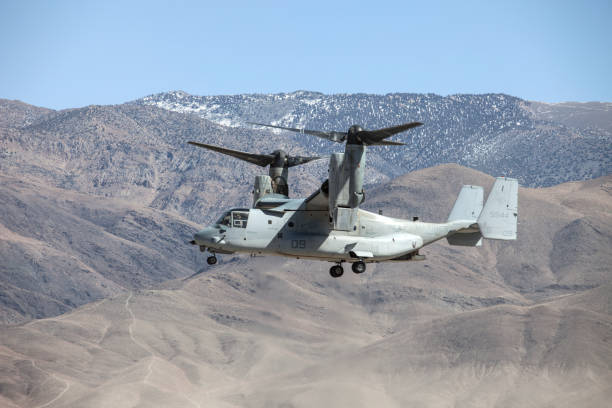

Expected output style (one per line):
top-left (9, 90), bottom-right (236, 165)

top-left (1, 93), bottom-right (610, 323)
top-left (0, 99), bottom-right (52, 128)
top-left (0, 175), bottom-right (201, 324)
top-left (0, 92), bottom-right (610, 406)
top-left (0, 100), bottom-right (324, 226)
top-left (363, 165), bottom-right (612, 299)
top-left (1, 161), bottom-right (610, 326)
top-left (0, 258), bottom-right (609, 407)
top-left (2, 94), bottom-right (611, 229)
top-left (136, 91), bottom-right (612, 187)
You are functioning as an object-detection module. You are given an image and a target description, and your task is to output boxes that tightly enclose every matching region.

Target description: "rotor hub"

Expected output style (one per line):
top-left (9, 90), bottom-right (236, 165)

top-left (271, 150), bottom-right (288, 168)
top-left (348, 125), bottom-right (363, 134)
top-left (347, 125), bottom-right (364, 144)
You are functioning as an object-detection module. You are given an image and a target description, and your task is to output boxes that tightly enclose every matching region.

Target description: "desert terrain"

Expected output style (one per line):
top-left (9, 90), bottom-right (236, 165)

top-left (1, 167), bottom-right (610, 408)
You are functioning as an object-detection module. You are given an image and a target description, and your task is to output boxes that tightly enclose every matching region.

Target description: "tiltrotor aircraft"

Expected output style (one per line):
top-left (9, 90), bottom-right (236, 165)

top-left (190, 122), bottom-right (518, 277)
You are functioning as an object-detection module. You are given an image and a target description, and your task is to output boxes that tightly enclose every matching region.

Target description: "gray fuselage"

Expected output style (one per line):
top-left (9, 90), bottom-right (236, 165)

top-left (193, 198), bottom-right (474, 263)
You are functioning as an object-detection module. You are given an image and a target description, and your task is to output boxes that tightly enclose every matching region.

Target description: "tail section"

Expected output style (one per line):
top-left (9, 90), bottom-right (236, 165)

top-left (446, 178), bottom-right (518, 246)
top-left (447, 185), bottom-right (483, 222)
top-left (477, 177), bottom-right (518, 240)
top-left (446, 185), bottom-right (484, 246)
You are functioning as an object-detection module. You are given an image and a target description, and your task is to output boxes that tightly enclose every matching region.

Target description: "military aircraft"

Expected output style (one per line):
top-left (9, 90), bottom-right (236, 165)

top-left (190, 122), bottom-right (518, 277)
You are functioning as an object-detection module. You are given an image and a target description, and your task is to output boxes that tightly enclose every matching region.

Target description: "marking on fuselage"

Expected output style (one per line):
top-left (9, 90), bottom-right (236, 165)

top-left (291, 239), bottom-right (306, 249)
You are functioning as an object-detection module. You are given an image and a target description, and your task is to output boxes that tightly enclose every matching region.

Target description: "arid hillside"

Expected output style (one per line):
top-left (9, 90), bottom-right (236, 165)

top-left (0, 176), bottom-right (201, 324)
top-left (2, 164), bottom-right (611, 324)
top-left (364, 165), bottom-right (612, 298)
top-left (0, 261), bottom-right (609, 408)
top-left (0, 96), bottom-right (610, 406)
top-left (0, 167), bottom-right (610, 407)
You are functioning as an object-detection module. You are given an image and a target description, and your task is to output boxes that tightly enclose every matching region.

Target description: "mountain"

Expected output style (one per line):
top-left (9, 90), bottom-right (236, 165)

top-left (135, 91), bottom-right (612, 187)
top-left (0, 99), bottom-right (52, 129)
top-left (0, 175), bottom-right (201, 325)
top-left (0, 95), bottom-right (610, 321)
top-left (2, 94), bottom-right (611, 229)
top-left (362, 165), bottom-right (612, 298)
top-left (0, 100), bottom-right (325, 226)
top-left (526, 101), bottom-right (612, 133)
top-left (0, 93), bottom-right (610, 406)
top-left (0, 253), bottom-right (609, 407)
top-left (1, 160), bottom-right (610, 325)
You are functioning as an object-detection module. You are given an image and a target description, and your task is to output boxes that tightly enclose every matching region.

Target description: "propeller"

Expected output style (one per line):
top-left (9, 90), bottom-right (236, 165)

top-left (187, 141), bottom-right (321, 197)
top-left (247, 121), bottom-right (423, 146)
top-left (188, 141), bottom-right (274, 166)
top-left (187, 141), bottom-right (320, 168)
top-left (248, 120), bottom-right (423, 210)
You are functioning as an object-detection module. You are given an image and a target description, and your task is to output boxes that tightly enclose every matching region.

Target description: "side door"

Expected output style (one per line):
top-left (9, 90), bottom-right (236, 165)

top-left (230, 210), bottom-right (249, 245)
top-left (243, 209), bottom-right (279, 251)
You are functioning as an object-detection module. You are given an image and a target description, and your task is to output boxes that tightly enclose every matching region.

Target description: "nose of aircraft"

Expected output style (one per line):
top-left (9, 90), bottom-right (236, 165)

top-left (194, 227), bottom-right (220, 244)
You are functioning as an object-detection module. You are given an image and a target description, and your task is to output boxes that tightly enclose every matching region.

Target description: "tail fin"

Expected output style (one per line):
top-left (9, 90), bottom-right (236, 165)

top-left (447, 185), bottom-right (484, 246)
top-left (477, 177), bottom-right (518, 240)
top-left (447, 185), bottom-right (484, 222)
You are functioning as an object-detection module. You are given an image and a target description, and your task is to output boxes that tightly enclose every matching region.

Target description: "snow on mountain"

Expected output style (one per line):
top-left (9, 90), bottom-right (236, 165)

top-left (135, 91), bottom-right (612, 187)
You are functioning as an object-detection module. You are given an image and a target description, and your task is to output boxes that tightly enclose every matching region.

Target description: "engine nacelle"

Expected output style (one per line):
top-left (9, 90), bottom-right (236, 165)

top-left (328, 153), bottom-right (349, 210)
top-left (252, 175), bottom-right (273, 207)
top-left (327, 146), bottom-right (366, 212)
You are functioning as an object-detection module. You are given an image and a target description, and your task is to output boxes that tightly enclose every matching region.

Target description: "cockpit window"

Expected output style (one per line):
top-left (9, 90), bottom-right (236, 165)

top-left (216, 211), bottom-right (232, 226)
top-left (215, 209), bottom-right (249, 228)
top-left (232, 211), bottom-right (249, 228)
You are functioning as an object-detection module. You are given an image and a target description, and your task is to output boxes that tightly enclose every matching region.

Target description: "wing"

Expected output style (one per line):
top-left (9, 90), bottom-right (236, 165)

top-left (304, 179), bottom-right (329, 211)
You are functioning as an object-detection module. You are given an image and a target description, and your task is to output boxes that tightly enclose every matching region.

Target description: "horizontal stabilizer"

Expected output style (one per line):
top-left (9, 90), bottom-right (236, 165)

top-left (477, 177), bottom-right (518, 240)
top-left (447, 232), bottom-right (483, 246)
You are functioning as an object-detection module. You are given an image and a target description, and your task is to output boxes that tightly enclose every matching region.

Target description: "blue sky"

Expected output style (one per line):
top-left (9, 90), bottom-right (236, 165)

top-left (1, 0), bottom-right (610, 109)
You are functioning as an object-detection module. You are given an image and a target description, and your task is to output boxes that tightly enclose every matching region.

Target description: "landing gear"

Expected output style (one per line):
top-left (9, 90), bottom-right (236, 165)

top-left (351, 261), bottom-right (366, 274)
top-left (329, 264), bottom-right (344, 278)
top-left (207, 255), bottom-right (217, 265)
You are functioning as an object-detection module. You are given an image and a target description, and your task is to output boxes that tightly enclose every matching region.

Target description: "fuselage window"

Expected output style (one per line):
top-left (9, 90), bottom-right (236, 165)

top-left (232, 211), bottom-right (249, 228)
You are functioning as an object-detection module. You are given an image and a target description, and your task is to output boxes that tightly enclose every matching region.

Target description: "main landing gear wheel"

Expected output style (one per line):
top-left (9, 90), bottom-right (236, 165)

top-left (207, 255), bottom-right (218, 265)
top-left (352, 261), bottom-right (366, 274)
top-left (329, 265), bottom-right (344, 278)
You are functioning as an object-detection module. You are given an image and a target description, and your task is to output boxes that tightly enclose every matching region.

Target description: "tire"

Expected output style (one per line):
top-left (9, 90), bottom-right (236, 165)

top-left (351, 261), bottom-right (366, 274)
top-left (329, 265), bottom-right (344, 278)
top-left (207, 256), bottom-right (218, 265)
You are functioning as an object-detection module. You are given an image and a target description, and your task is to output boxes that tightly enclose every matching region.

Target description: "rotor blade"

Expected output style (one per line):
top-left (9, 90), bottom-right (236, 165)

top-left (248, 122), bottom-right (347, 143)
top-left (358, 121), bottom-right (423, 145)
top-left (188, 141), bottom-right (275, 167)
top-left (369, 140), bottom-right (406, 146)
top-left (286, 155), bottom-right (323, 167)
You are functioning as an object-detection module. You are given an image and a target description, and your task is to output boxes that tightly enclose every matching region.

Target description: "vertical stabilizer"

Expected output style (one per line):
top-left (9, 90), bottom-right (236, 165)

top-left (477, 177), bottom-right (518, 240)
top-left (447, 185), bottom-right (484, 222)
top-left (447, 185), bottom-right (484, 246)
